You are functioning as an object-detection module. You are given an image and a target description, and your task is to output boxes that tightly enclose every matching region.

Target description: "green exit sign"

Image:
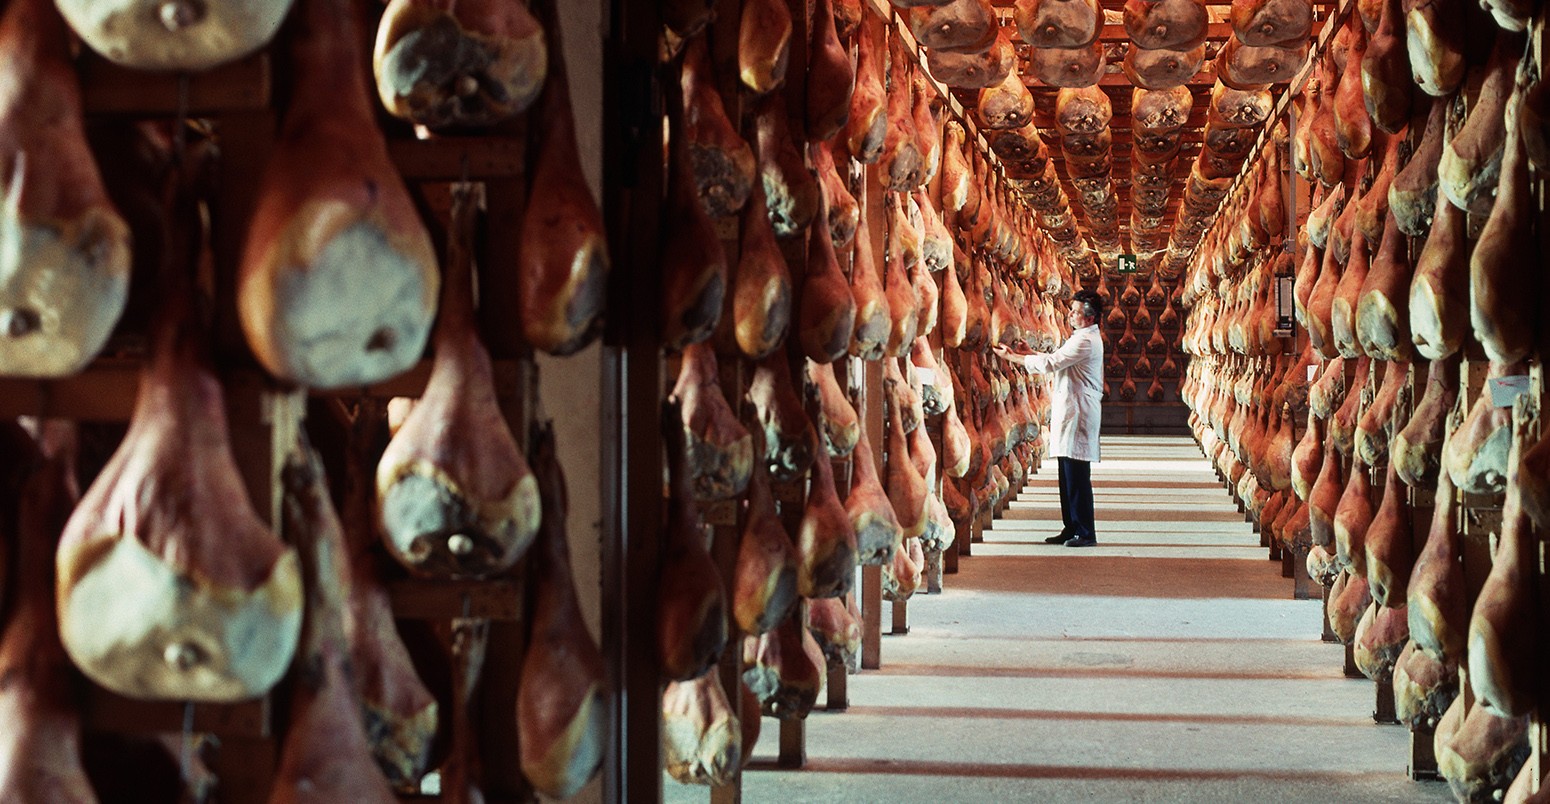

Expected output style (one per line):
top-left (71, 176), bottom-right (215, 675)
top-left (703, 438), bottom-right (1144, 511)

top-left (1116, 254), bottom-right (1138, 274)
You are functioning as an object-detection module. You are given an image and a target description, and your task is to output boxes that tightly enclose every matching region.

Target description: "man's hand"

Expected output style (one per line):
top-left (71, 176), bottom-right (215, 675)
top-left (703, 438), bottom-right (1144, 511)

top-left (992, 345), bottom-right (1018, 363)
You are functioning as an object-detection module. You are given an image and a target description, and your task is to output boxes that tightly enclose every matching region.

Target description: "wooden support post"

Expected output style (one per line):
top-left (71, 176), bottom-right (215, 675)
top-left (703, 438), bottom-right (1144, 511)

top-left (826, 663), bottom-right (849, 712)
top-left (600, 0), bottom-right (665, 794)
top-left (861, 565), bottom-right (883, 670)
top-left (1292, 544), bottom-right (1319, 600)
top-left (1374, 672), bottom-right (1399, 725)
top-left (944, 535), bottom-right (960, 574)
top-left (1320, 582), bottom-right (1340, 642)
top-left (891, 599), bottom-right (909, 635)
top-left (1411, 726), bottom-right (1441, 780)
top-left (924, 548), bottom-right (944, 593)
top-left (778, 718), bottom-right (806, 768)
top-left (1280, 549), bottom-right (1293, 578)
top-left (960, 517), bottom-right (975, 556)
top-left (1344, 643), bottom-right (1362, 679)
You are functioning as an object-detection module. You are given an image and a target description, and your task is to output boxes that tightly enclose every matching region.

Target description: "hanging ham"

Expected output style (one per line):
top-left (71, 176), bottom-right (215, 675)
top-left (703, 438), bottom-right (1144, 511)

top-left (807, 359), bottom-right (860, 457)
top-left (240, 0), bottom-right (439, 390)
top-left (733, 184), bottom-right (793, 360)
top-left (739, 0), bottom-right (792, 95)
top-left (59, 0), bottom-right (294, 70)
top-left (1466, 426), bottom-right (1541, 718)
top-left (512, 422), bottom-right (607, 799)
top-left (0, 0), bottom-right (131, 378)
top-left (797, 447), bottom-right (859, 598)
top-left (732, 460), bottom-right (799, 635)
top-left (1230, 0), bottom-right (1313, 45)
top-left (1442, 361), bottom-right (1522, 495)
top-left (1015, 0), bottom-right (1102, 48)
top-left (1404, 0), bottom-right (1466, 95)
top-left (0, 423), bottom-right (94, 802)
top-left (657, 402), bottom-right (729, 682)
top-left (517, 9), bottom-right (608, 357)
top-left (1438, 33), bottom-right (1521, 215)
top-left (748, 349), bottom-right (817, 482)
top-left (672, 342), bottom-right (754, 501)
top-left (268, 441), bottom-right (397, 804)
top-left (807, 0), bottom-right (856, 142)
top-left (1469, 74), bottom-right (1539, 365)
top-left (797, 196), bottom-right (857, 363)
top-left (373, 0), bottom-right (546, 129)
top-left (1408, 185), bottom-right (1469, 359)
top-left (1364, 462), bottom-right (1413, 607)
top-left (846, 7), bottom-right (888, 164)
top-left (58, 165), bottom-right (301, 702)
top-left (1360, 0), bottom-right (1412, 134)
top-left (848, 430), bottom-right (904, 565)
top-left (1392, 353), bottom-right (1459, 487)
top-left (742, 613), bottom-right (824, 719)
top-left (1389, 98), bottom-right (1445, 236)
top-left (662, 670), bottom-right (741, 785)
top-left (662, 75), bottom-right (729, 351)
top-left (378, 185), bottom-right (541, 578)
top-left (754, 92), bottom-right (820, 239)
top-left (680, 36), bottom-right (756, 219)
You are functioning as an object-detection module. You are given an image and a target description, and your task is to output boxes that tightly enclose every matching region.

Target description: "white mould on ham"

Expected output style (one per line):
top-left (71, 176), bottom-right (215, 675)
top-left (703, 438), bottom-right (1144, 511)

top-left (55, 0), bottom-right (295, 71)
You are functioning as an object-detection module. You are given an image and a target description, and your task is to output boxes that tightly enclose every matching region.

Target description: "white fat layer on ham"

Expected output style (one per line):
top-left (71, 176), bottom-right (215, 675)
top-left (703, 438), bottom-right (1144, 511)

top-left (0, 209), bottom-right (131, 377)
top-left (61, 532), bottom-right (301, 701)
top-left (258, 222), bottom-right (433, 389)
top-left (57, 0), bottom-right (295, 71)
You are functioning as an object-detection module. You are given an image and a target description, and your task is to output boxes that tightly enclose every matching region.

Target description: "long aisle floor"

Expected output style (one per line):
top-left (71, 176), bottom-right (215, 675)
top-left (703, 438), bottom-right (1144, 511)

top-left (669, 435), bottom-right (1451, 803)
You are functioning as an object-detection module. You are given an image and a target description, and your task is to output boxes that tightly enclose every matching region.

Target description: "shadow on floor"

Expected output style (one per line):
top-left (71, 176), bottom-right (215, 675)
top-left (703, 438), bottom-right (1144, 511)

top-left (837, 705), bottom-right (1371, 729)
top-left (749, 757), bottom-right (1386, 783)
top-left (949, 555), bottom-right (1292, 600)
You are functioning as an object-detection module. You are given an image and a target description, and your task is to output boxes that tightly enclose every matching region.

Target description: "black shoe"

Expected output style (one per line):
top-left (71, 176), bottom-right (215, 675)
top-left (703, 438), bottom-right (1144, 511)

top-left (1044, 533), bottom-right (1073, 544)
top-left (1064, 536), bottom-right (1097, 548)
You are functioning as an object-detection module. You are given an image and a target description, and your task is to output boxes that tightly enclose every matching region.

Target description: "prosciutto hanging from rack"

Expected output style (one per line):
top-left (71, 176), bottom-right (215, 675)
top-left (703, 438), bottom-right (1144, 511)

top-left (373, 0), bottom-right (547, 129)
top-left (58, 0), bottom-right (294, 70)
top-left (377, 185), bottom-right (542, 579)
top-left (240, 0), bottom-right (440, 390)
top-left (0, 0), bottom-right (131, 379)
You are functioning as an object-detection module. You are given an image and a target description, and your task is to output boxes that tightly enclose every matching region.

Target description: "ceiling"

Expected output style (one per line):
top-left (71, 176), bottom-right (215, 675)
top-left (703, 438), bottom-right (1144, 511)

top-left (923, 0), bottom-right (1336, 277)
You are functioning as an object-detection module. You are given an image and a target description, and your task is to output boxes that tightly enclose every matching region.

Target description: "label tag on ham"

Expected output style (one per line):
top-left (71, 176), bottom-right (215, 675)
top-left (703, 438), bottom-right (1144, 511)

top-left (1308, 364), bottom-right (1319, 382)
top-left (914, 367), bottom-right (936, 384)
top-left (1488, 375), bottom-right (1532, 408)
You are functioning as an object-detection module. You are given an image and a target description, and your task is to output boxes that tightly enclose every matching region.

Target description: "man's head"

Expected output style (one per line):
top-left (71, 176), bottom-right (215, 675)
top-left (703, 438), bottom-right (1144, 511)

top-left (1069, 290), bottom-right (1102, 329)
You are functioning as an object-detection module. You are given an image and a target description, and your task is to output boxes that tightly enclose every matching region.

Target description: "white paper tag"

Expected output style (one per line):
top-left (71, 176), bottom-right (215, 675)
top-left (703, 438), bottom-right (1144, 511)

top-left (914, 367), bottom-right (937, 384)
top-left (1306, 364), bottom-right (1318, 382)
top-left (1489, 375), bottom-right (1532, 408)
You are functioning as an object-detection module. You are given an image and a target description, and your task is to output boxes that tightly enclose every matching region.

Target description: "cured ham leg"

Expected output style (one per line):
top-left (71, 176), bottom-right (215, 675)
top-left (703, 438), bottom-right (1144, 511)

top-left (798, 198), bottom-right (857, 363)
top-left (845, 8), bottom-right (888, 164)
top-left (240, 0), bottom-right (439, 390)
top-left (378, 186), bottom-right (541, 578)
top-left (517, 423), bottom-right (605, 798)
top-left (1439, 704), bottom-right (1529, 804)
top-left (1393, 354), bottom-right (1459, 487)
top-left (337, 403), bottom-right (436, 785)
top-left (0, 423), bottom-right (93, 802)
top-left (1408, 473), bottom-right (1468, 661)
top-left (748, 349), bottom-right (817, 482)
top-left (741, 613), bottom-right (824, 719)
top-left (680, 37), bottom-right (755, 219)
top-left (848, 430), bottom-right (903, 566)
top-left (0, 0), bottom-right (131, 378)
top-left (373, 0), bottom-right (547, 129)
top-left (1408, 186), bottom-right (1468, 359)
top-left (58, 164), bottom-right (302, 702)
top-left (1469, 73), bottom-right (1538, 365)
top-left (661, 71), bottom-right (729, 351)
top-left (672, 342), bottom-right (754, 502)
top-left (662, 670), bottom-right (740, 785)
top-left (732, 461), bottom-right (799, 635)
top-left (1442, 361), bottom-right (1522, 495)
top-left (807, 360), bottom-right (860, 457)
top-left (797, 449), bottom-right (859, 598)
top-left (517, 6), bottom-right (608, 357)
top-left (739, 0), bottom-right (792, 95)
top-left (1393, 640), bottom-right (1458, 730)
top-left (732, 184), bottom-right (792, 360)
top-left (1364, 462), bottom-right (1412, 607)
top-left (59, 0), bottom-right (294, 71)
top-left (1466, 422), bottom-right (1540, 718)
top-left (656, 403), bottom-right (729, 682)
top-left (806, 0), bottom-right (855, 142)
top-left (268, 441), bottom-right (396, 804)
top-left (1438, 33), bottom-right (1521, 215)
top-left (806, 596), bottom-right (861, 673)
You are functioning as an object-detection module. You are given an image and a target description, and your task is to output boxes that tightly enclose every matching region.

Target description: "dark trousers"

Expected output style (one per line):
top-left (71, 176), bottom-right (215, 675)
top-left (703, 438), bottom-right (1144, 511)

top-left (1057, 457), bottom-right (1096, 539)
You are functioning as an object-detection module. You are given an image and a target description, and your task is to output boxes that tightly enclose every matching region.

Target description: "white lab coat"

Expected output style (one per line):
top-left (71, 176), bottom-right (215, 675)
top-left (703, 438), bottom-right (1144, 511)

top-left (1022, 324), bottom-right (1103, 462)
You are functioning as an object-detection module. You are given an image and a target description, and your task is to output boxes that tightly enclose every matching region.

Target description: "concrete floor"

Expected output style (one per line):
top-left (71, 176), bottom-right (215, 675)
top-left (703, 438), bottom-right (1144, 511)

top-left (668, 436), bottom-right (1452, 803)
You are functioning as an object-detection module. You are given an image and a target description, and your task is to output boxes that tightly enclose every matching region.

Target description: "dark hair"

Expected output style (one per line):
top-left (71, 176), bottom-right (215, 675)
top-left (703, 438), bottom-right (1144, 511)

top-left (1071, 290), bottom-right (1102, 322)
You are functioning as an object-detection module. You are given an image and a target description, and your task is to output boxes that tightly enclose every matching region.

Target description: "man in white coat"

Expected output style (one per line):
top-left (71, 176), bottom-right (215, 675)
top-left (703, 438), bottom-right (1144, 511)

top-left (994, 290), bottom-right (1104, 547)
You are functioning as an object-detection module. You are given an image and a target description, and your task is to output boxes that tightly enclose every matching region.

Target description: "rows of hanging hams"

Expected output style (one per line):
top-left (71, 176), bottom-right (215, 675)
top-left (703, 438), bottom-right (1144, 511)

top-left (1182, 0), bottom-right (1550, 795)
top-left (1096, 271), bottom-right (1186, 401)
top-left (658, 0), bottom-right (1071, 782)
top-left (0, 0), bottom-right (622, 798)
